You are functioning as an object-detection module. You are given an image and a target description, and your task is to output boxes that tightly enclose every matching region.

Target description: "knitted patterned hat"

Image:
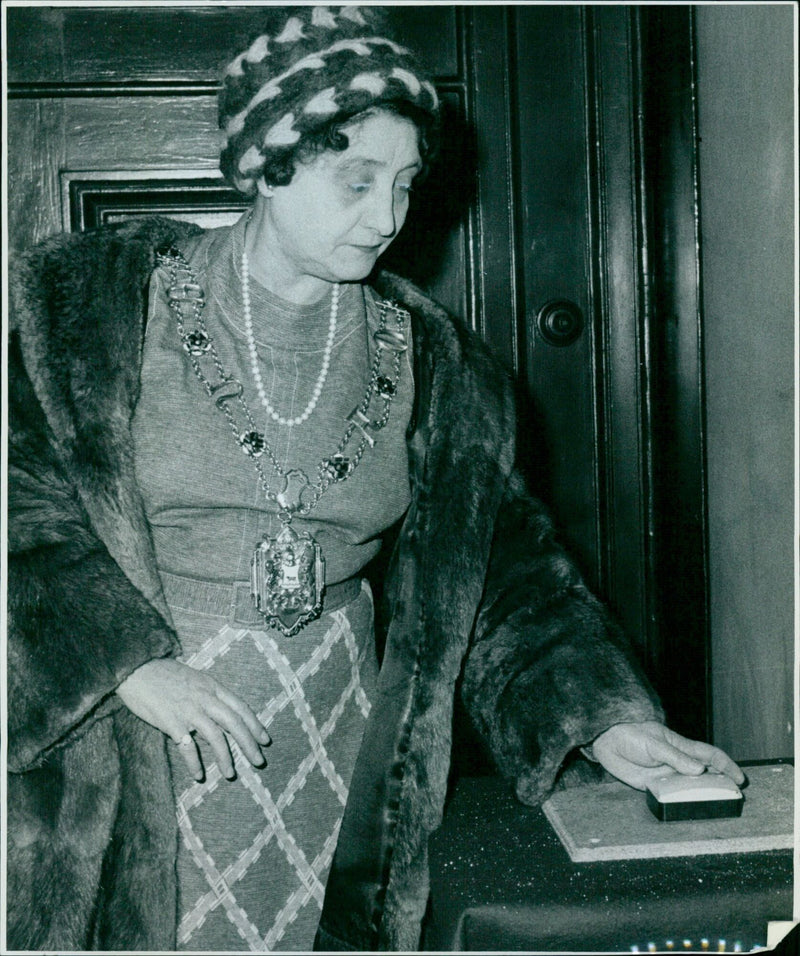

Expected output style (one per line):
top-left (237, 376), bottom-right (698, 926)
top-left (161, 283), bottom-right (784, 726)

top-left (219, 6), bottom-right (440, 196)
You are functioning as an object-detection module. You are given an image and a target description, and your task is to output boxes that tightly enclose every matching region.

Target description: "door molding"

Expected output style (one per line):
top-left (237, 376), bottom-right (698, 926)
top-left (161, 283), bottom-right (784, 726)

top-left (586, 6), bottom-right (710, 739)
top-left (61, 169), bottom-right (248, 231)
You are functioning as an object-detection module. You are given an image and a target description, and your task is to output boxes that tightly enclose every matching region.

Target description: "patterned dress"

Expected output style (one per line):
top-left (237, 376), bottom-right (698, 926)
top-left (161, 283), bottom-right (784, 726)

top-left (131, 213), bottom-right (414, 951)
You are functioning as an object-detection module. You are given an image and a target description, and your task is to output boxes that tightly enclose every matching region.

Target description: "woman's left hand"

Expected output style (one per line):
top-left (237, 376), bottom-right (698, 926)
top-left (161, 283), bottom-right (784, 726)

top-left (590, 720), bottom-right (745, 791)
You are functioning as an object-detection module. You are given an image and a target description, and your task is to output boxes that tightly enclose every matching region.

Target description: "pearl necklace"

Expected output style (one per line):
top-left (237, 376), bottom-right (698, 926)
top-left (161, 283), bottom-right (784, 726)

top-left (241, 246), bottom-right (339, 427)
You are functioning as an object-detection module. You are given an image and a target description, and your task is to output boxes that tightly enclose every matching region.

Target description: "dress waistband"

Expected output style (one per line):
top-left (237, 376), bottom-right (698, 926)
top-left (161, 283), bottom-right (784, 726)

top-left (159, 570), bottom-right (364, 627)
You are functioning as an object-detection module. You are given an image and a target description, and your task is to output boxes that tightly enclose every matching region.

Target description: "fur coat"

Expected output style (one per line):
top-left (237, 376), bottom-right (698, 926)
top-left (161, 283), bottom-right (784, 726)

top-left (7, 216), bottom-right (663, 952)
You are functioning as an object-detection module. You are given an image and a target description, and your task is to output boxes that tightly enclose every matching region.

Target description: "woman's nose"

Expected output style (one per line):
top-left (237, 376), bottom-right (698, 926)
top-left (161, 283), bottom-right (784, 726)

top-left (363, 187), bottom-right (398, 239)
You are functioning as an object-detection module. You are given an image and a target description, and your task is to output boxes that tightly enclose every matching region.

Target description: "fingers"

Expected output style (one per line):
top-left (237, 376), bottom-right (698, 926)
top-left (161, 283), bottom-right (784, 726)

top-left (179, 698), bottom-right (270, 781)
top-left (193, 714), bottom-right (238, 779)
top-left (176, 730), bottom-right (205, 782)
top-left (204, 698), bottom-right (268, 770)
top-left (174, 717), bottom-right (266, 783)
top-left (212, 684), bottom-right (272, 749)
top-left (684, 741), bottom-right (745, 784)
top-left (631, 763), bottom-right (684, 791)
top-left (650, 741), bottom-right (706, 776)
top-left (706, 747), bottom-right (746, 784)
top-left (664, 730), bottom-right (745, 783)
top-left (652, 729), bottom-right (745, 784)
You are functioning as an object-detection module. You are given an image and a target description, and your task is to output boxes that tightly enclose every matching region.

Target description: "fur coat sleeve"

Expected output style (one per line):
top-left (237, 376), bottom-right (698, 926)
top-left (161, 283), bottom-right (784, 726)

top-left (375, 271), bottom-right (663, 807)
top-left (6, 224), bottom-right (197, 774)
top-left (464, 470), bottom-right (664, 804)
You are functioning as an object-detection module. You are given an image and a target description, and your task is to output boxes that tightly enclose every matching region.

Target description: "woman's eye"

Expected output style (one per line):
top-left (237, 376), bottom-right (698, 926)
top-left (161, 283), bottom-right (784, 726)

top-left (395, 181), bottom-right (414, 194)
top-left (348, 182), bottom-right (371, 194)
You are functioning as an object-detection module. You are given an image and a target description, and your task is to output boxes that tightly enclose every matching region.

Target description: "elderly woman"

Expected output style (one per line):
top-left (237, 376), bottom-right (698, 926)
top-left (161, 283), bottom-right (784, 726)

top-left (7, 6), bottom-right (743, 953)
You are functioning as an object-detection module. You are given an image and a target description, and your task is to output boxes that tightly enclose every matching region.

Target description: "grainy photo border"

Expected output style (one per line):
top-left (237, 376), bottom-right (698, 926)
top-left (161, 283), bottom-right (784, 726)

top-left (1, 2), bottom-right (797, 953)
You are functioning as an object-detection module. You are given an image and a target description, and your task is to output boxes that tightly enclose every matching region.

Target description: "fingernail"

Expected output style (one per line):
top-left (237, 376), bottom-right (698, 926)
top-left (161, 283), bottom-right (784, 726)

top-left (260, 730), bottom-right (272, 746)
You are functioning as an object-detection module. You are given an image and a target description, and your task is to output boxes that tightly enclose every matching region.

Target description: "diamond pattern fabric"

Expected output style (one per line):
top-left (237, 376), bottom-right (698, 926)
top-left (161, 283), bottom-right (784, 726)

top-left (166, 584), bottom-right (377, 952)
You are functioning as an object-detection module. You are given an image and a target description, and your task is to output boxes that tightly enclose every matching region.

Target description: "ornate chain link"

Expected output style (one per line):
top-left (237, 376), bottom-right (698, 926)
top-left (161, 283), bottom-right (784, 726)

top-left (155, 246), bottom-right (408, 524)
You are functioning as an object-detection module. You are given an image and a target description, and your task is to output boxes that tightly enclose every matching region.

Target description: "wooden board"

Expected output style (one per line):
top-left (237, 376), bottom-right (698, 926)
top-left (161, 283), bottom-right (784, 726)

top-left (542, 763), bottom-right (793, 862)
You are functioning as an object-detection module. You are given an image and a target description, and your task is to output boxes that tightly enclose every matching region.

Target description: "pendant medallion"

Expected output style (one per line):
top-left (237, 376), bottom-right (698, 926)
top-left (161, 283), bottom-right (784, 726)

top-left (251, 524), bottom-right (325, 637)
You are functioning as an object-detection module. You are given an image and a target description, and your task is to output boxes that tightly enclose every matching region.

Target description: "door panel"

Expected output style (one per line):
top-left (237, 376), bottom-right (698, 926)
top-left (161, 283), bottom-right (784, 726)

top-left (6, 6), bottom-right (460, 86)
top-left (511, 5), bottom-right (600, 590)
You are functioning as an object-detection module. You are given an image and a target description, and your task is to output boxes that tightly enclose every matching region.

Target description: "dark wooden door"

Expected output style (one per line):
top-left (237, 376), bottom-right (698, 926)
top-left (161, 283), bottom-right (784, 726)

top-left (6, 5), bottom-right (708, 740)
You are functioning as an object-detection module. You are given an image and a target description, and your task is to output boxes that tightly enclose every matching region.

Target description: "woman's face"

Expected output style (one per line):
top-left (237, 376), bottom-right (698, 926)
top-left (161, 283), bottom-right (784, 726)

top-left (253, 110), bottom-right (422, 294)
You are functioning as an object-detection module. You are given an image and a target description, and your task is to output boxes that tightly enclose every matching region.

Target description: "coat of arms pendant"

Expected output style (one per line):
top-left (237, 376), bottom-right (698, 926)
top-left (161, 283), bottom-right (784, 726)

top-left (251, 523), bottom-right (325, 637)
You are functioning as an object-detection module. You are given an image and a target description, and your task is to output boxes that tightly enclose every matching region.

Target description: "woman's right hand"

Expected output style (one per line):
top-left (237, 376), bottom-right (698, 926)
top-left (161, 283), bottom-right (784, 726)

top-left (116, 658), bottom-right (271, 782)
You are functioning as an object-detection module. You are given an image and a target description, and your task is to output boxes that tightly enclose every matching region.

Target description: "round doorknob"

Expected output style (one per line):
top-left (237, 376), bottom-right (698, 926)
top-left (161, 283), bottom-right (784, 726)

top-left (535, 299), bottom-right (584, 347)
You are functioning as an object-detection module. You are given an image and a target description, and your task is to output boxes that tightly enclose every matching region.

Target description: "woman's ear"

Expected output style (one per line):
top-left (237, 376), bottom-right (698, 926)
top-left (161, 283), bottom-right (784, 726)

top-left (256, 179), bottom-right (275, 198)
